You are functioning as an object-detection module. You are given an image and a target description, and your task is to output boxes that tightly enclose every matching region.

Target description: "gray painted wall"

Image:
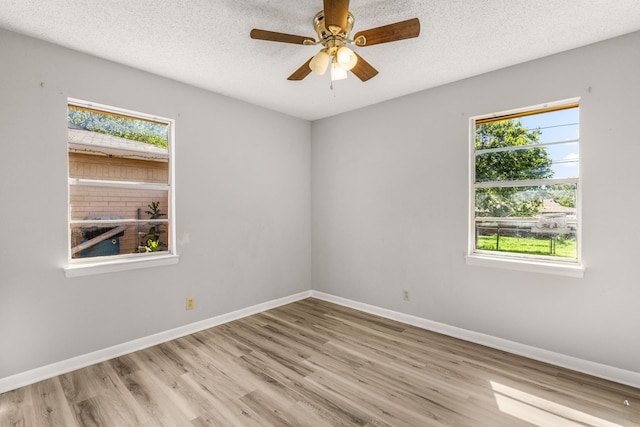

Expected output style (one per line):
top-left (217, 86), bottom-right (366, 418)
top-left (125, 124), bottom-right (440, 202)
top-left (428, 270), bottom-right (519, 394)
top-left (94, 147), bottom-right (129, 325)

top-left (312, 31), bottom-right (640, 374)
top-left (2, 26), bottom-right (639, 382)
top-left (0, 29), bottom-right (311, 378)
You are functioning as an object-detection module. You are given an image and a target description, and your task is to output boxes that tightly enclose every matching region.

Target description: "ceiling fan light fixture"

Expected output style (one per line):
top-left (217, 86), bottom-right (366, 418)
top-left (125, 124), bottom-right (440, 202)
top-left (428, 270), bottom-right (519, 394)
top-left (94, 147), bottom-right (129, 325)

top-left (309, 49), bottom-right (330, 75)
top-left (336, 46), bottom-right (357, 70)
top-left (331, 61), bottom-right (348, 81)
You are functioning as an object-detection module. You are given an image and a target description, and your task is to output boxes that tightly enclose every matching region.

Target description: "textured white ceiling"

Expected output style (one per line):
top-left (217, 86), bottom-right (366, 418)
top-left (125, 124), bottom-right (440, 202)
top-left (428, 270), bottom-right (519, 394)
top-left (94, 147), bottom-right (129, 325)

top-left (1, 1), bottom-right (639, 120)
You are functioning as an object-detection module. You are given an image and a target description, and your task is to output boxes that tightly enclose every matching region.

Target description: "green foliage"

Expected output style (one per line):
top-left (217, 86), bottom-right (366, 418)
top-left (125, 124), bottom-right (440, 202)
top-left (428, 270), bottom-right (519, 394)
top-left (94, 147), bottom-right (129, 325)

top-left (476, 186), bottom-right (546, 218)
top-left (475, 120), bottom-right (553, 217)
top-left (144, 201), bottom-right (166, 252)
top-left (546, 184), bottom-right (576, 208)
top-left (145, 239), bottom-right (160, 253)
top-left (68, 106), bottom-right (168, 148)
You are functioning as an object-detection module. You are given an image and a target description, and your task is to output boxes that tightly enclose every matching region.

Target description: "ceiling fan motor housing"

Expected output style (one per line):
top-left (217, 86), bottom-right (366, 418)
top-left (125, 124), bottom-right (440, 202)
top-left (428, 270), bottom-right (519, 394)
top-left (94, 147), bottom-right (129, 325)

top-left (313, 10), bottom-right (354, 51)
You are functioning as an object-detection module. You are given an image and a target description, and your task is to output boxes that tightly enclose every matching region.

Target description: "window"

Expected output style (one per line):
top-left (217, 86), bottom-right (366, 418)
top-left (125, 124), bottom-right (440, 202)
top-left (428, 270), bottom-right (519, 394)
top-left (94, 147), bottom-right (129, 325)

top-left (468, 100), bottom-right (581, 274)
top-left (66, 99), bottom-right (176, 276)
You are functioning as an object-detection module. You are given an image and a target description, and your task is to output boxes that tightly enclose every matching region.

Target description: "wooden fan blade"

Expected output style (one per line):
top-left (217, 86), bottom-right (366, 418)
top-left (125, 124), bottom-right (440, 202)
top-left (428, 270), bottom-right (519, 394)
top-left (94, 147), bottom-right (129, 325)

top-left (354, 18), bottom-right (420, 46)
top-left (250, 29), bottom-right (314, 45)
top-left (323, 0), bottom-right (350, 33)
top-left (288, 58), bottom-right (314, 81)
top-left (351, 53), bottom-right (378, 82)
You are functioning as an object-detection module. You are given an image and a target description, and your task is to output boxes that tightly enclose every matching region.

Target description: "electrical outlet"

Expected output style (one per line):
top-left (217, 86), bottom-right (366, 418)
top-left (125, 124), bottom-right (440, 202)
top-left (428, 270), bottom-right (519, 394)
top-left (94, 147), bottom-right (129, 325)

top-left (186, 297), bottom-right (194, 310)
top-left (402, 290), bottom-right (410, 301)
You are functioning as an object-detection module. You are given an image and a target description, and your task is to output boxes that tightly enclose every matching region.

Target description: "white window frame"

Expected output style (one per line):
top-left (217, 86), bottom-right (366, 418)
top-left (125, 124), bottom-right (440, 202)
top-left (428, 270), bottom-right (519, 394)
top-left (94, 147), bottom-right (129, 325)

top-left (466, 99), bottom-right (584, 277)
top-left (64, 99), bottom-right (178, 278)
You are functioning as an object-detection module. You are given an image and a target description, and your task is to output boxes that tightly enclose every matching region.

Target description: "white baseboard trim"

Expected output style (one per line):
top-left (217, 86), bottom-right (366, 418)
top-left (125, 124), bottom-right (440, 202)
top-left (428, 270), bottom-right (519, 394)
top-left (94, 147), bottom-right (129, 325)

top-left (0, 290), bottom-right (312, 394)
top-left (3, 289), bottom-right (638, 394)
top-left (310, 291), bottom-right (640, 389)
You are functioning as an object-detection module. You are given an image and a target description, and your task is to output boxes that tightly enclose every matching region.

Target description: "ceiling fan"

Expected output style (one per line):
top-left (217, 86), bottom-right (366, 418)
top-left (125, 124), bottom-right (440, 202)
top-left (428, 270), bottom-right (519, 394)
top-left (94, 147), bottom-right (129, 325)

top-left (250, 0), bottom-right (420, 82)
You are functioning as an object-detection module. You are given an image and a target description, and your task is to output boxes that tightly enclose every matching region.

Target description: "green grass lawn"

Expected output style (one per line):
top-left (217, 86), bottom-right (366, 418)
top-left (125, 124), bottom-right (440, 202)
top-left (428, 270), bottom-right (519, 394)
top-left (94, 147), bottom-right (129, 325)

top-left (477, 234), bottom-right (576, 258)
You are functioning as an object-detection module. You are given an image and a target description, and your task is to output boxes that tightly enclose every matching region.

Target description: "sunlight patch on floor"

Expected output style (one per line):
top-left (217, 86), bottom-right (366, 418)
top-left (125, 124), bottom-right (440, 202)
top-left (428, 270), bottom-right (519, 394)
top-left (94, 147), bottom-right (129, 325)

top-left (491, 381), bottom-right (623, 427)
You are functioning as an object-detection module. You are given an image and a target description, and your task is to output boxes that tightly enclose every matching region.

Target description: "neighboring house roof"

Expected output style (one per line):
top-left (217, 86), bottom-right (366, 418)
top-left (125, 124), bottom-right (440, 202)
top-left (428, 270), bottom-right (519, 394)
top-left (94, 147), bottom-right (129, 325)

top-left (68, 126), bottom-right (168, 162)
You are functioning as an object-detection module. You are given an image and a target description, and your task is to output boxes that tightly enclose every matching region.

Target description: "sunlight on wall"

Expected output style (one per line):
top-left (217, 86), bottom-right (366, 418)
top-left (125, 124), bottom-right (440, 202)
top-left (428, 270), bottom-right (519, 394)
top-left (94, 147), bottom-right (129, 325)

top-left (490, 381), bottom-right (623, 427)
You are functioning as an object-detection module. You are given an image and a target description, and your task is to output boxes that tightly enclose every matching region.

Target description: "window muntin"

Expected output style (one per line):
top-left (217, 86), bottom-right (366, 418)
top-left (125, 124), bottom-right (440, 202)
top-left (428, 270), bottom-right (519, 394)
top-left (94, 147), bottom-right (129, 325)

top-left (471, 102), bottom-right (580, 264)
top-left (68, 100), bottom-right (173, 263)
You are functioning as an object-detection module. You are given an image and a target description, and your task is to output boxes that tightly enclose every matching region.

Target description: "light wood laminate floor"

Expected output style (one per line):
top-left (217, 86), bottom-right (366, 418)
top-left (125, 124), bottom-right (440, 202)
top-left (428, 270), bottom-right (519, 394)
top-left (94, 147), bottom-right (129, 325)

top-left (1, 298), bottom-right (639, 426)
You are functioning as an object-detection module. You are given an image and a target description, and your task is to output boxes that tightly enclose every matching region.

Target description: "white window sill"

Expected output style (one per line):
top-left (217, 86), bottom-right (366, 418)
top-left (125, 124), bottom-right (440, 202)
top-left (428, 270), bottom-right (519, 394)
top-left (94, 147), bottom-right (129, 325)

top-left (465, 254), bottom-right (584, 278)
top-left (64, 254), bottom-right (179, 278)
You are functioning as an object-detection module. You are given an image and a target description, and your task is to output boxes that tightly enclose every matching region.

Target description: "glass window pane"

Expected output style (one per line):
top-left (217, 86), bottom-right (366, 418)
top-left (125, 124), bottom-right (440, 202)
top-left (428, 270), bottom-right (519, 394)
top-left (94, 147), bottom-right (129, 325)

top-left (69, 150), bottom-right (168, 184)
top-left (547, 142), bottom-right (579, 180)
top-left (68, 105), bottom-right (169, 184)
top-left (475, 107), bottom-right (579, 183)
top-left (476, 107), bottom-right (579, 151)
top-left (68, 105), bottom-right (169, 147)
top-left (69, 185), bottom-right (169, 222)
top-left (519, 108), bottom-right (579, 143)
top-left (475, 141), bottom-right (578, 182)
top-left (70, 221), bottom-right (169, 259)
top-left (475, 184), bottom-right (576, 217)
top-left (475, 184), bottom-right (577, 259)
top-left (475, 147), bottom-right (555, 183)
